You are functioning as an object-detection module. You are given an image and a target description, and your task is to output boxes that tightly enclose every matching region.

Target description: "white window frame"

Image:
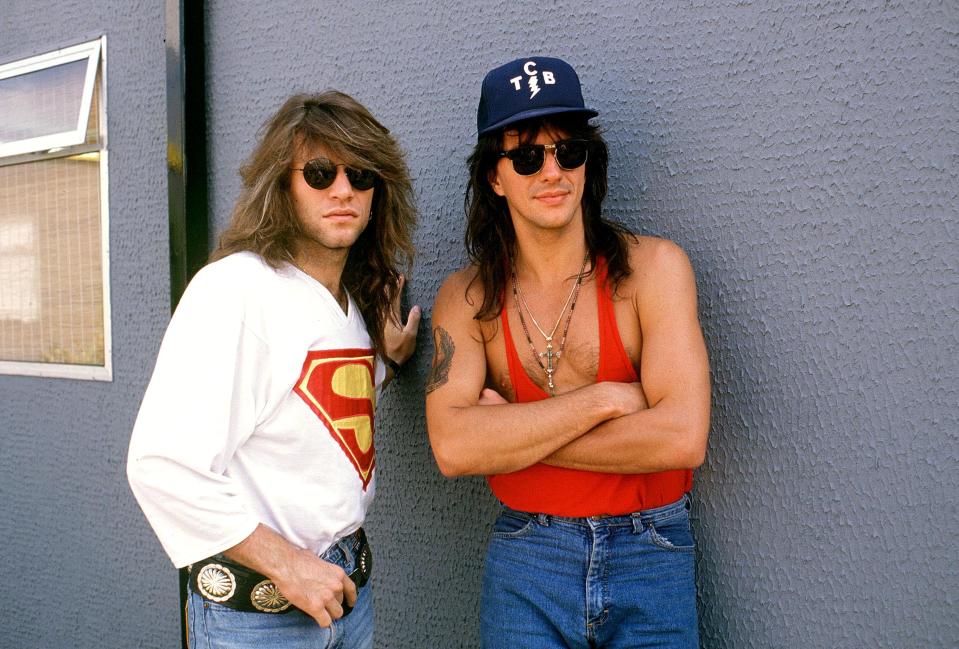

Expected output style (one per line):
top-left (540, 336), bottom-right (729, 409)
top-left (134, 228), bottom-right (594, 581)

top-left (0, 39), bottom-right (102, 157)
top-left (0, 37), bottom-right (112, 381)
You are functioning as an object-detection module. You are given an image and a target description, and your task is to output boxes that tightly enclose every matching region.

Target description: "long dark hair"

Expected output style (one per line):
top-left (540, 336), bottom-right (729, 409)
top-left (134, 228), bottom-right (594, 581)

top-left (211, 91), bottom-right (416, 356)
top-left (464, 115), bottom-right (633, 320)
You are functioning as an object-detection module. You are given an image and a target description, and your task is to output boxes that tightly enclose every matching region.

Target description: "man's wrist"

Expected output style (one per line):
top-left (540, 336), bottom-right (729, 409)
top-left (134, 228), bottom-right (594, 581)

top-left (384, 355), bottom-right (402, 375)
top-left (591, 382), bottom-right (633, 419)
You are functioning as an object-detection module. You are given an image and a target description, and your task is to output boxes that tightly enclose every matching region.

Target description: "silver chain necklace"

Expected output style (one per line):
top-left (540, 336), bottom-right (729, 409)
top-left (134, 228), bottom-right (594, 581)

top-left (511, 253), bottom-right (589, 396)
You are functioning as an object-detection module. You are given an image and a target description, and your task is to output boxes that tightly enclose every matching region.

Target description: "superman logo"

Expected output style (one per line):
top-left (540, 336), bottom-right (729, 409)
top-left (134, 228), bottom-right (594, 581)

top-left (293, 348), bottom-right (376, 489)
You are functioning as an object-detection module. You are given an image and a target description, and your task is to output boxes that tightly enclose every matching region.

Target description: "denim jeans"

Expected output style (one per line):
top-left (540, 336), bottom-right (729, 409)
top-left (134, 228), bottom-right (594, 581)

top-left (187, 535), bottom-right (373, 649)
top-left (481, 494), bottom-right (698, 649)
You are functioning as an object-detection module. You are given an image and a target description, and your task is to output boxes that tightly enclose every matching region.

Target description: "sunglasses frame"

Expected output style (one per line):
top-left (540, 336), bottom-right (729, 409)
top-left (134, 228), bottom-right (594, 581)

top-left (498, 138), bottom-right (591, 176)
top-left (291, 157), bottom-right (378, 191)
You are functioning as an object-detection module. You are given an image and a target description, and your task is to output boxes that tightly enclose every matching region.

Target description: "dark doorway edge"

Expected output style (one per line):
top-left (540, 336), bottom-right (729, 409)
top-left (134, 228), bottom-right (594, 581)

top-left (165, 1), bottom-right (208, 646)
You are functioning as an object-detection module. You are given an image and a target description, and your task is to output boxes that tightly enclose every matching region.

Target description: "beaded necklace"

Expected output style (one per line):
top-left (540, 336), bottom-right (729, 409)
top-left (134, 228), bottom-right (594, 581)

top-left (510, 253), bottom-right (589, 396)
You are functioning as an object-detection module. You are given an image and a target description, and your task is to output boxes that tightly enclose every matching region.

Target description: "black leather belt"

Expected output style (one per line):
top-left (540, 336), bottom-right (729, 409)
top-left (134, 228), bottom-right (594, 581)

top-left (190, 528), bottom-right (372, 614)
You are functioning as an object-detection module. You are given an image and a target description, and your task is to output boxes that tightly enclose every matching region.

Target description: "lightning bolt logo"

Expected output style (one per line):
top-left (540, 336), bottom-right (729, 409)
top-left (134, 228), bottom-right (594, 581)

top-left (528, 74), bottom-right (540, 99)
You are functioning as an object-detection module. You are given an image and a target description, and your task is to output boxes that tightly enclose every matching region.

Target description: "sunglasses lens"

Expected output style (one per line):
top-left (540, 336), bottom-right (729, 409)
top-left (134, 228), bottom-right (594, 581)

top-left (556, 140), bottom-right (589, 170)
top-left (345, 168), bottom-right (377, 191)
top-left (504, 140), bottom-right (589, 175)
top-left (302, 158), bottom-right (336, 190)
top-left (301, 158), bottom-right (377, 191)
top-left (508, 146), bottom-right (546, 176)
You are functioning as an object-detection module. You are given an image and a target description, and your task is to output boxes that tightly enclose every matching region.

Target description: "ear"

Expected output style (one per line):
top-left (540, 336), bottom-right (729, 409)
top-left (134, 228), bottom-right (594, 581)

top-left (488, 168), bottom-right (505, 197)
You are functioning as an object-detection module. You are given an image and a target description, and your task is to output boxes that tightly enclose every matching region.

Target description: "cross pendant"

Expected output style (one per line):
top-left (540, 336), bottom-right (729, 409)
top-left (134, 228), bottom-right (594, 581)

top-left (541, 343), bottom-right (557, 380)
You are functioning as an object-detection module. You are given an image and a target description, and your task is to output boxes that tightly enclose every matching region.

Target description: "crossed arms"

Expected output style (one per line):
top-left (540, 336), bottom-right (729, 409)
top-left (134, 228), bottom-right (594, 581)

top-left (425, 238), bottom-right (711, 477)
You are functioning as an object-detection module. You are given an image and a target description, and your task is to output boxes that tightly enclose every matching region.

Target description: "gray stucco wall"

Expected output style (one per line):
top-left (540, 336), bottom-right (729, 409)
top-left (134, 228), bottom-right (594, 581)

top-left (1, 1), bottom-right (955, 648)
top-left (207, 2), bottom-right (957, 648)
top-left (0, 1), bottom-right (177, 648)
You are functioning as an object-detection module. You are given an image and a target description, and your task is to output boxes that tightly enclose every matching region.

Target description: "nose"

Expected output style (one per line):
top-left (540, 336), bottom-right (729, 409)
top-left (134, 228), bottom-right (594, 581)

top-left (328, 166), bottom-right (355, 199)
top-left (540, 145), bottom-right (563, 180)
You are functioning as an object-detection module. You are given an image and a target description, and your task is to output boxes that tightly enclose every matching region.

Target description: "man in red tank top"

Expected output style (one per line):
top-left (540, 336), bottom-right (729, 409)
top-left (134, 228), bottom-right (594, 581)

top-left (426, 57), bottom-right (711, 648)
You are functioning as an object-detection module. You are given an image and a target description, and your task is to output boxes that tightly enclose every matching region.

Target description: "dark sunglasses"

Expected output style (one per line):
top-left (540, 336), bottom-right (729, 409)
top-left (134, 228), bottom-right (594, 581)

top-left (498, 138), bottom-right (590, 176)
top-left (291, 157), bottom-right (377, 191)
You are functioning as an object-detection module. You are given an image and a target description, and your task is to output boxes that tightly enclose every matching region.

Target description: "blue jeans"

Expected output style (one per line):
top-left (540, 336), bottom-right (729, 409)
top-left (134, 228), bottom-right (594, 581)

top-left (481, 494), bottom-right (699, 649)
top-left (187, 536), bottom-right (374, 649)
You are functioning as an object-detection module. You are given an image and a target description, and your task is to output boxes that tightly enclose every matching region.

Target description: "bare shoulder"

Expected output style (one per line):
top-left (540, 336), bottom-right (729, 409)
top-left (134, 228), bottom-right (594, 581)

top-left (629, 236), bottom-right (693, 274)
top-left (427, 265), bottom-right (493, 400)
top-left (433, 265), bottom-right (485, 318)
top-left (619, 237), bottom-right (698, 315)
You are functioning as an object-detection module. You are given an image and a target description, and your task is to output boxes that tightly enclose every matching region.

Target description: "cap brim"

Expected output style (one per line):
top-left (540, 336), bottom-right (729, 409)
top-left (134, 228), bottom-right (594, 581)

top-left (478, 106), bottom-right (599, 136)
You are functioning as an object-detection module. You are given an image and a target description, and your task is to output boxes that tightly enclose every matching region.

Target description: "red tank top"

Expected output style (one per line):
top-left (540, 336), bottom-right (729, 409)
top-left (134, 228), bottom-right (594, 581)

top-left (487, 259), bottom-right (692, 516)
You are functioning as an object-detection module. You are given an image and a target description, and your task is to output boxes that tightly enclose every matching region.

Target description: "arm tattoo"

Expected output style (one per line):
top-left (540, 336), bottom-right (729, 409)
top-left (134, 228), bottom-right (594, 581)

top-left (425, 326), bottom-right (455, 395)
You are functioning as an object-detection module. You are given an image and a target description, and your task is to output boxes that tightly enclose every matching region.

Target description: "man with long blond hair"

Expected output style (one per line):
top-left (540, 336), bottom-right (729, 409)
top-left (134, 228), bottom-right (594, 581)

top-left (128, 91), bottom-right (418, 647)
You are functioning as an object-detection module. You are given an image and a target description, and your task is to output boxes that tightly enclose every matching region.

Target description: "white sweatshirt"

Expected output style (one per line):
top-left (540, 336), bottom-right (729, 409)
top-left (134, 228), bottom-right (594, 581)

top-left (127, 252), bottom-right (384, 568)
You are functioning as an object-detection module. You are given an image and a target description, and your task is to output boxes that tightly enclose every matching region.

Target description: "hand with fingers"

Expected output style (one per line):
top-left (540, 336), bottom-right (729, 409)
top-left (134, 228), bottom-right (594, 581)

top-left (383, 274), bottom-right (421, 377)
top-left (271, 549), bottom-right (358, 628)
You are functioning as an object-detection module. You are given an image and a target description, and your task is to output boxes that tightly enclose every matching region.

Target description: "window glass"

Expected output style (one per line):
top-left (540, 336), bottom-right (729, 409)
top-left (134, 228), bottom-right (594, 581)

top-left (0, 40), bottom-right (100, 157)
top-left (0, 59), bottom-right (89, 144)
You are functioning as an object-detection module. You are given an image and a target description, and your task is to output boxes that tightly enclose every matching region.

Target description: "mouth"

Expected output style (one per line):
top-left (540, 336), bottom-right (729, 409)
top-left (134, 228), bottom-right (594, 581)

top-left (534, 190), bottom-right (569, 205)
top-left (323, 210), bottom-right (359, 220)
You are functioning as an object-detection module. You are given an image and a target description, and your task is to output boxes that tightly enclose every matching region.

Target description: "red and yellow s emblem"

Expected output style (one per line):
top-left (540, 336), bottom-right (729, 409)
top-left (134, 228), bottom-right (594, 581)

top-left (293, 348), bottom-right (376, 489)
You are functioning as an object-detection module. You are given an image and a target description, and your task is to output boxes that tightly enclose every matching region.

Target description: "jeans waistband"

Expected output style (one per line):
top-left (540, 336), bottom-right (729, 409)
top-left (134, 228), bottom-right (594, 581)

top-left (319, 527), bottom-right (365, 572)
top-left (501, 493), bottom-right (691, 529)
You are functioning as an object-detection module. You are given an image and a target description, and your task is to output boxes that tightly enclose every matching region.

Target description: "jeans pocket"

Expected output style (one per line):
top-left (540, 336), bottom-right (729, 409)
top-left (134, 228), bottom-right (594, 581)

top-left (647, 511), bottom-right (696, 552)
top-left (490, 511), bottom-right (535, 540)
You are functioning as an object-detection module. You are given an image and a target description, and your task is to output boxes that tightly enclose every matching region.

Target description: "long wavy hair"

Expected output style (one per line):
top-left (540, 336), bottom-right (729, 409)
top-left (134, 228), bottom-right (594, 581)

top-left (211, 91), bottom-right (416, 355)
top-left (464, 114), bottom-right (633, 320)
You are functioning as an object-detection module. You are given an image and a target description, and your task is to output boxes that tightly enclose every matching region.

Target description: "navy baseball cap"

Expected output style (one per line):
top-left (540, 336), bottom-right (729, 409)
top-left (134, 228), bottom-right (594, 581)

top-left (477, 56), bottom-right (598, 137)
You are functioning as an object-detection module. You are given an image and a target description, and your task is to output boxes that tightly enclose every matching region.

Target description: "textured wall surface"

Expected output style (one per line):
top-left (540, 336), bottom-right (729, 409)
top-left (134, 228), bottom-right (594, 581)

top-left (1, 1), bottom-right (955, 648)
top-left (0, 2), bottom-right (178, 647)
top-left (206, 2), bottom-right (958, 647)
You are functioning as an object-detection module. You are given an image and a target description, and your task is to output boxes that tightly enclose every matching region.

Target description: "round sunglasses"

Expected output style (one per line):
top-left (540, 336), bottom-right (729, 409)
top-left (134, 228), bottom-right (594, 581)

top-left (498, 138), bottom-right (590, 176)
top-left (291, 157), bottom-right (378, 191)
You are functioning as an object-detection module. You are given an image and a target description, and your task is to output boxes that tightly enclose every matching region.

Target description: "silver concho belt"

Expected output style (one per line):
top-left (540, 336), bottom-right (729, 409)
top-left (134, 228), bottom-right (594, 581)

top-left (189, 528), bottom-right (371, 615)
